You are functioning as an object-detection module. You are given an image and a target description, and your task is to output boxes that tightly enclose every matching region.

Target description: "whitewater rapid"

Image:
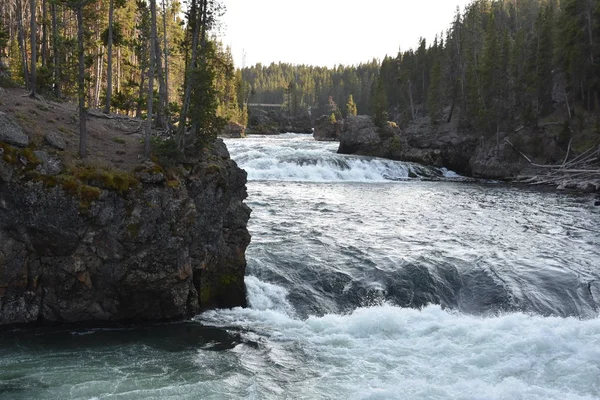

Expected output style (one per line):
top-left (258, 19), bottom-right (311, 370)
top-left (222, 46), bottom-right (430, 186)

top-left (225, 133), bottom-right (461, 182)
top-left (199, 276), bottom-right (600, 400)
top-left (1, 133), bottom-right (598, 400)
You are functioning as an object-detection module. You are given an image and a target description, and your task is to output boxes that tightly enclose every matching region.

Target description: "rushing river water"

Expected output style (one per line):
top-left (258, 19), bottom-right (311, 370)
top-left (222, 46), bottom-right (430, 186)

top-left (1, 134), bottom-right (600, 399)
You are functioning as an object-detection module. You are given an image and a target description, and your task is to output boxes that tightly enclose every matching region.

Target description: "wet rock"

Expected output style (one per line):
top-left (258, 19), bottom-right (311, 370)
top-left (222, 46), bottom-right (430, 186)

top-left (0, 111), bottom-right (29, 147)
top-left (45, 132), bottom-right (67, 150)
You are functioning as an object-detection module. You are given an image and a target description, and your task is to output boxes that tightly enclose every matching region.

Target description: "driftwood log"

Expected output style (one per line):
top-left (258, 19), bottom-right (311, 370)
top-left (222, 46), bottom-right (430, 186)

top-left (506, 138), bottom-right (600, 192)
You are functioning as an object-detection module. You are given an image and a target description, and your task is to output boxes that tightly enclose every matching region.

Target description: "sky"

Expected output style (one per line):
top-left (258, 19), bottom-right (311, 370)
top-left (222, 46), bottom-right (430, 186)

top-left (218, 0), bottom-right (473, 68)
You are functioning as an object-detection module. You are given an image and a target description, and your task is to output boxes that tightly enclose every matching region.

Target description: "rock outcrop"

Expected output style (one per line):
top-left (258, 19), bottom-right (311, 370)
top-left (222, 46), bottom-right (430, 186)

top-left (313, 115), bottom-right (343, 141)
top-left (338, 114), bottom-right (575, 183)
top-left (220, 122), bottom-right (246, 138)
top-left (338, 115), bottom-right (404, 159)
top-left (0, 136), bottom-right (251, 326)
top-left (0, 112), bottom-right (30, 147)
top-left (247, 108), bottom-right (312, 135)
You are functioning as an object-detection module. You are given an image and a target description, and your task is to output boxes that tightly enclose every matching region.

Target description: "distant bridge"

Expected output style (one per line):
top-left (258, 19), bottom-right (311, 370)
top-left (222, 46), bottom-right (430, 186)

top-left (247, 103), bottom-right (283, 108)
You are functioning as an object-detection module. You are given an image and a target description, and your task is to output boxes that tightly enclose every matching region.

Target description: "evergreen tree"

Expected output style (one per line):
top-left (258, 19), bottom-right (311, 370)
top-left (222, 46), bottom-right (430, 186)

top-left (346, 94), bottom-right (357, 116)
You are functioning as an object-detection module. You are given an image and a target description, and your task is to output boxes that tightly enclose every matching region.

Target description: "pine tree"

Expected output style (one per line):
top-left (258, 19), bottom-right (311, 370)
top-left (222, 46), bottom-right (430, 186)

top-left (371, 76), bottom-right (388, 128)
top-left (346, 94), bottom-right (357, 116)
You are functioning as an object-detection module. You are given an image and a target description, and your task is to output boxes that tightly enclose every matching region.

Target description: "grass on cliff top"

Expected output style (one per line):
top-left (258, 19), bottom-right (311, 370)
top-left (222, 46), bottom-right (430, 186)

top-left (0, 87), bottom-right (147, 173)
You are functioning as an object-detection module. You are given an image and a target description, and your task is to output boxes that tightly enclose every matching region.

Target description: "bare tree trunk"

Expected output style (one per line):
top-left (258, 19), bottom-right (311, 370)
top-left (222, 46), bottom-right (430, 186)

top-left (41, 0), bottom-right (47, 66)
top-left (103, 0), bottom-right (114, 113)
top-left (154, 20), bottom-right (166, 128)
top-left (76, 4), bottom-right (87, 158)
top-left (51, 1), bottom-right (60, 97)
top-left (95, 46), bottom-right (103, 107)
top-left (117, 46), bottom-right (120, 92)
top-left (408, 79), bottom-right (415, 121)
top-left (15, 0), bottom-right (29, 88)
top-left (177, 0), bottom-right (200, 149)
top-left (564, 87), bottom-right (571, 120)
top-left (162, 0), bottom-right (169, 123)
top-left (29, 0), bottom-right (36, 96)
top-left (145, 0), bottom-right (157, 158)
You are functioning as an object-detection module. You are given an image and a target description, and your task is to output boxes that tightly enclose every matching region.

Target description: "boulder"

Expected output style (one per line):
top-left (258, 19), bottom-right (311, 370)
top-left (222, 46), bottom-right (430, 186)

top-left (0, 111), bottom-right (29, 147)
top-left (45, 132), bottom-right (67, 150)
top-left (313, 115), bottom-right (343, 141)
top-left (34, 150), bottom-right (63, 176)
top-left (0, 138), bottom-right (251, 327)
top-left (338, 115), bottom-right (398, 156)
top-left (280, 113), bottom-right (313, 134)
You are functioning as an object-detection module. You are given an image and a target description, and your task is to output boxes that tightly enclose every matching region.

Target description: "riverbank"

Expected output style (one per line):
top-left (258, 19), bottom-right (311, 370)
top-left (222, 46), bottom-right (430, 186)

top-left (337, 114), bottom-right (600, 194)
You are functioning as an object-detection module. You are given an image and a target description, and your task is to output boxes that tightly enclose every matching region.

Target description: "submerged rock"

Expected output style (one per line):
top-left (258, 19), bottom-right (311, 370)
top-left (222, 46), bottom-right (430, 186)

top-left (0, 139), bottom-right (251, 327)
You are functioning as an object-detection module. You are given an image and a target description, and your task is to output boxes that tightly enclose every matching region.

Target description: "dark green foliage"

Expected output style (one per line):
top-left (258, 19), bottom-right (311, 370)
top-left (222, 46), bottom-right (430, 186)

top-left (371, 76), bottom-right (388, 128)
top-left (240, 61), bottom-right (380, 118)
top-left (188, 43), bottom-right (227, 150)
top-left (101, 21), bottom-right (125, 47)
top-left (150, 136), bottom-right (180, 166)
top-left (370, 0), bottom-right (600, 134)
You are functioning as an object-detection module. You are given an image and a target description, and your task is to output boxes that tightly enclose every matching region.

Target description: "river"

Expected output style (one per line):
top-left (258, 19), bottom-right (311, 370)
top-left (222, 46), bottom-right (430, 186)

top-left (1, 134), bottom-right (599, 399)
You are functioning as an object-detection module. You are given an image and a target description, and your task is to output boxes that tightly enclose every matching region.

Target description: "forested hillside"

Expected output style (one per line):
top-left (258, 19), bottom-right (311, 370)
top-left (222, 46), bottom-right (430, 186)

top-left (240, 62), bottom-right (380, 118)
top-left (244, 0), bottom-right (599, 145)
top-left (0, 0), bottom-right (244, 156)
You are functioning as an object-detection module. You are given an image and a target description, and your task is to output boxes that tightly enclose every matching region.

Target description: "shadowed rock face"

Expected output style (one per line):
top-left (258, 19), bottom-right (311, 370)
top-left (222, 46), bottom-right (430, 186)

top-left (313, 115), bottom-right (343, 142)
top-left (0, 139), bottom-right (251, 327)
top-left (337, 114), bottom-right (563, 181)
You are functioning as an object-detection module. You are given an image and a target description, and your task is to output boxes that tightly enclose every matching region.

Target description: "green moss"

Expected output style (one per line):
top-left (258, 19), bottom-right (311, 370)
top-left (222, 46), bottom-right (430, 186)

top-left (127, 223), bottom-right (140, 239)
top-left (112, 137), bottom-right (126, 145)
top-left (79, 185), bottom-right (101, 202)
top-left (20, 147), bottom-right (40, 166)
top-left (0, 143), bottom-right (18, 164)
top-left (200, 286), bottom-right (211, 306)
top-left (167, 179), bottom-right (180, 188)
top-left (389, 136), bottom-right (402, 154)
top-left (204, 164), bottom-right (222, 175)
top-left (68, 166), bottom-right (138, 194)
top-left (220, 274), bottom-right (238, 287)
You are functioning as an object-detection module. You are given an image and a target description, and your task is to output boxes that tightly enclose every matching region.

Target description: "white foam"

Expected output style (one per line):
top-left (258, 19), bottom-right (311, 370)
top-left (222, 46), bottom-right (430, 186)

top-left (225, 136), bottom-right (450, 183)
top-left (199, 277), bottom-right (600, 400)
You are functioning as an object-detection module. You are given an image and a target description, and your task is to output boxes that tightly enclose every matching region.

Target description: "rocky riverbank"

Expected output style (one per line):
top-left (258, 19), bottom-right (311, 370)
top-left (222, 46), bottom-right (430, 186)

top-left (246, 108), bottom-right (312, 135)
top-left (0, 89), bottom-right (251, 327)
top-left (338, 114), bottom-right (600, 193)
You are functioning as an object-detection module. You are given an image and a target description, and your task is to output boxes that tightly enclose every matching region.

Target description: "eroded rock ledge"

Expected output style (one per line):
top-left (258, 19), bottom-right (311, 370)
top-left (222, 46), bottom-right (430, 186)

top-left (338, 114), bottom-right (599, 192)
top-left (0, 132), bottom-right (251, 326)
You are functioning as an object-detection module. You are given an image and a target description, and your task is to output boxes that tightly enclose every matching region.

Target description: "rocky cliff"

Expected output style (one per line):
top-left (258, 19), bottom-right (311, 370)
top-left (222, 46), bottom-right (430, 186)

top-left (338, 114), bottom-right (599, 191)
top-left (247, 108), bottom-right (312, 135)
top-left (0, 108), bottom-right (251, 327)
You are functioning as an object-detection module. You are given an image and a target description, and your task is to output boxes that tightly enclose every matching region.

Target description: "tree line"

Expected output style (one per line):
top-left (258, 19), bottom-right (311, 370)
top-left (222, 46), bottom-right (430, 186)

top-left (375, 0), bottom-right (599, 135)
top-left (239, 61), bottom-right (380, 119)
top-left (0, 0), bottom-right (245, 158)
top-left (241, 0), bottom-right (599, 138)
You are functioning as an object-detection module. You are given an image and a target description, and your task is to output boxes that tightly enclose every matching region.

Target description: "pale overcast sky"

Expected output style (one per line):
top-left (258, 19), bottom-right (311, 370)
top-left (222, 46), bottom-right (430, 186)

top-left (219, 0), bottom-right (473, 68)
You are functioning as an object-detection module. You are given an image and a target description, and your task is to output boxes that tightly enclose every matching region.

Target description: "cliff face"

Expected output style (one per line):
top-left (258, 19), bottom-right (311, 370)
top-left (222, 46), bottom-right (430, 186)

top-left (0, 132), bottom-right (251, 326)
top-left (338, 114), bottom-right (580, 183)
